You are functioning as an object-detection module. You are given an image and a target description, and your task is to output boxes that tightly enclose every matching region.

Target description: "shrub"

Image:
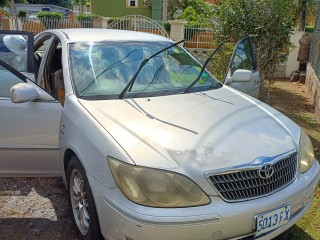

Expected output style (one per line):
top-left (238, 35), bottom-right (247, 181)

top-left (162, 22), bottom-right (171, 32)
top-left (17, 9), bottom-right (27, 19)
top-left (305, 26), bottom-right (314, 33)
top-left (36, 11), bottom-right (63, 29)
top-left (76, 14), bottom-right (97, 28)
top-left (36, 11), bottom-right (63, 19)
top-left (76, 13), bottom-right (97, 21)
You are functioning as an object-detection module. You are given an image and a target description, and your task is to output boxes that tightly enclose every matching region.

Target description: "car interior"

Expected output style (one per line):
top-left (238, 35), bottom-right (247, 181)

top-left (34, 38), bottom-right (65, 106)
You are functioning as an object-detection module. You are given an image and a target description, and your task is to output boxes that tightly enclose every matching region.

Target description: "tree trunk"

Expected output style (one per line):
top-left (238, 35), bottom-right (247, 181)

top-left (79, 0), bottom-right (83, 14)
top-left (163, 0), bottom-right (168, 21)
top-left (300, 0), bottom-right (307, 31)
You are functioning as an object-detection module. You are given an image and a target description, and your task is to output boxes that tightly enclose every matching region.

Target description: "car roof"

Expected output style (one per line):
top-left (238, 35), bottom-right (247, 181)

top-left (49, 28), bottom-right (172, 43)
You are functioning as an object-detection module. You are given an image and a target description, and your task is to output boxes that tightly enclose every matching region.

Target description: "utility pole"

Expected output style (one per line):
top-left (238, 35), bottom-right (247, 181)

top-left (163, 0), bottom-right (168, 21)
top-left (11, 0), bottom-right (18, 30)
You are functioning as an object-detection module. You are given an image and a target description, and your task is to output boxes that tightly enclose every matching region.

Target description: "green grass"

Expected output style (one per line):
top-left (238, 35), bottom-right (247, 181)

top-left (269, 80), bottom-right (320, 239)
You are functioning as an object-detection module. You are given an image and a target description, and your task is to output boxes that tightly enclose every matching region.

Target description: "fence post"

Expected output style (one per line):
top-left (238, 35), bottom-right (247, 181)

top-left (93, 17), bottom-right (110, 28)
top-left (168, 20), bottom-right (188, 44)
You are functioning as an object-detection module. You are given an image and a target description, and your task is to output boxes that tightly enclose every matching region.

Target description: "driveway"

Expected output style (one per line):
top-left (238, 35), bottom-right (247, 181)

top-left (0, 177), bottom-right (76, 240)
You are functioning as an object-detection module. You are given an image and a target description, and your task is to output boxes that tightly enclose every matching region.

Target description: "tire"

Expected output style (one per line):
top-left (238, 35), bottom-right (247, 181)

top-left (67, 155), bottom-right (103, 240)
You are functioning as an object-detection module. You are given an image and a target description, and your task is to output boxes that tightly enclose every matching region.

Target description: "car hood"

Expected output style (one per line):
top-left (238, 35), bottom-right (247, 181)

top-left (79, 86), bottom-right (300, 175)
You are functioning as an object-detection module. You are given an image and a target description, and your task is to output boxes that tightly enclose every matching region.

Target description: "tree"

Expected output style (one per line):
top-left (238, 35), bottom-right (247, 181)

top-left (0, 0), bottom-right (7, 8)
top-left (178, 0), bottom-right (215, 26)
top-left (298, 0), bottom-right (319, 30)
top-left (214, 0), bottom-right (298, 99)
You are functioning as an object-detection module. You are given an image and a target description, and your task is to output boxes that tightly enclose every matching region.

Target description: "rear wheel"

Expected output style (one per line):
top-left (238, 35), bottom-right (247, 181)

top-left (67, 155), bottom-right (103, 240)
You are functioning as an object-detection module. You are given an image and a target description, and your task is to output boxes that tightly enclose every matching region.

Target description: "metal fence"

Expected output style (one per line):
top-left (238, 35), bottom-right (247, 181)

top-left (2, 17), bottom-right (93, 35)
top-left (108, 15), bottom-right (169, 38)
top-left (184, 25), bottom-right (215, 49)
top-left (310, 3), bottom-right (320, 77)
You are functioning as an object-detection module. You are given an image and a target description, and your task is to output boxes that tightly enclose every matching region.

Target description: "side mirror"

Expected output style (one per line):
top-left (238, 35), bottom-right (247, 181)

top-left (10, 83), bottom-right (39, 103)
top-left (232, 69), bottom-right (253, 82)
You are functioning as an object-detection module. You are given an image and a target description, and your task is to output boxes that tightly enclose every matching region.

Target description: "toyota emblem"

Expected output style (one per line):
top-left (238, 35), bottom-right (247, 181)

top-left (258, 164), bottom-right (274, 179)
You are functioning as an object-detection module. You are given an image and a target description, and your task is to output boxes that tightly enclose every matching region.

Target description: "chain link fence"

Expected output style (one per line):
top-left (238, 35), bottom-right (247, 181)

top-left (309, 3), bottom-right (320, 77)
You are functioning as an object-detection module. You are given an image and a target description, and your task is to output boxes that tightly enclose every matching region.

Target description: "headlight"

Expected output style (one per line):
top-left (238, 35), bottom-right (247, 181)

top-left (299, 130), bottom-right (315, 173)
top-left (108, 157), bottom-right (210, 207)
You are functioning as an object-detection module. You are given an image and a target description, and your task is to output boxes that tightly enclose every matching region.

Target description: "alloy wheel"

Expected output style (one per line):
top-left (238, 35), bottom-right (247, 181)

top-left (70, 169), bottom-right (90, 235)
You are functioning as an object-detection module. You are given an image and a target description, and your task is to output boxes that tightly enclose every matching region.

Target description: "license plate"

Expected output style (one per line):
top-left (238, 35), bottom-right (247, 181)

top-left (255, 204), bottom-right (291, 237)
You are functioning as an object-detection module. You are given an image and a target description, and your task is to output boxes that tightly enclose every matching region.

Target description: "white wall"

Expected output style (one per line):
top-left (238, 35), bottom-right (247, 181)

top-left (285, 31), bottom-right (304, 78)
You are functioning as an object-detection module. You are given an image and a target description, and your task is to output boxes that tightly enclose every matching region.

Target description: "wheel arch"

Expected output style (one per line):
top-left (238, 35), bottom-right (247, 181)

top-left (63, 148), bottom-right (76, 176)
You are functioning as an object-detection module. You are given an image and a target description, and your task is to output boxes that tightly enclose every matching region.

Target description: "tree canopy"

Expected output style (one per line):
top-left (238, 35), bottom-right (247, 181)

top-left (213, 0), bottom-right (298, 98)
top-left (178, 0), bottom-right (214, 26)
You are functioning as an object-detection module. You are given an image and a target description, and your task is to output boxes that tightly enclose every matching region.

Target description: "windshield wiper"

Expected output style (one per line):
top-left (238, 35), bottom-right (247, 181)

top-left (119, 39), bottom-right (185, 99)
top-left (184, 42), bottom-right (224, 93)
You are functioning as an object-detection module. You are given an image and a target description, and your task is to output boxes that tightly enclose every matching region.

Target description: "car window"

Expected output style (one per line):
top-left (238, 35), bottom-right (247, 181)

top-left (37, 38), bottom-right (65, 105)
top-left (0, 33), bottom-right (29, 72)
top-left (231, 39), bottom-right (255, 75)
top-left (0, 65), bottom-right (25, 98)
top-left (69, 41), bottom-right (219, 99)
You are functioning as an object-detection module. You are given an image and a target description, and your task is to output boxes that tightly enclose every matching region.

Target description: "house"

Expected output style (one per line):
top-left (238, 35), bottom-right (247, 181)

top-left (90, 0), bottom-right (150, 18)
top-left (90, 0), bottom-right (221, 20)
top-left (13, 4), bottom-right (70, 17)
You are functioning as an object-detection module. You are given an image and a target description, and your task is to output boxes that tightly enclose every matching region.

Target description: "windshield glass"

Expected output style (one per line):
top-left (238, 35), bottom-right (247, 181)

top-left (69, 41), bottom-right (220, 99)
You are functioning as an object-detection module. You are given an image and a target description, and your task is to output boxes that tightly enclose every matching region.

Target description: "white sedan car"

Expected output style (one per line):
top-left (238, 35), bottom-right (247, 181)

top-left (0, 29), bottom-right (319, 240)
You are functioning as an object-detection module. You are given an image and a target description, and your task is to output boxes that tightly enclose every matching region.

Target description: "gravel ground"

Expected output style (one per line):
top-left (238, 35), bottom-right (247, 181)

top-left (0, 178), bottom-right (76, 240)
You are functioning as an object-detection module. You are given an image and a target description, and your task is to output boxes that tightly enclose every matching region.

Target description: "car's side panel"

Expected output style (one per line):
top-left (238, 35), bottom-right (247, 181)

top-left (59, 95), bottom-right (131, 188)
top-left (0, 149), bottom-right (61, 176)
top-left (0, 95), bottom-right (63, 176)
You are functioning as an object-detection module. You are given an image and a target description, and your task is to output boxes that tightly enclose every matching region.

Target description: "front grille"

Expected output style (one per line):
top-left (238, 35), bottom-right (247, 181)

top-left (209, 153), bottom-right (297, 201)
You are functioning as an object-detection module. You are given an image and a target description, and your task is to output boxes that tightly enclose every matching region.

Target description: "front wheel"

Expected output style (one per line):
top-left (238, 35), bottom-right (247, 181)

top-left (67, 155), bottom-right (103, 240)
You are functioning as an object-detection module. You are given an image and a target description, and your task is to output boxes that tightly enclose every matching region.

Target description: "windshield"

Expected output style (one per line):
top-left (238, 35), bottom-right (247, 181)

top-left (69, 41), bottom-right (220, 99)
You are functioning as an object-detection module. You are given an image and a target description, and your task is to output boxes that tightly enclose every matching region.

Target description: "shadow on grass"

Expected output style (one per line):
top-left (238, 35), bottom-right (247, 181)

top-left (268, 79), bottom-right (320, 159)
top-left (275, 225), bottom-right (316, 240)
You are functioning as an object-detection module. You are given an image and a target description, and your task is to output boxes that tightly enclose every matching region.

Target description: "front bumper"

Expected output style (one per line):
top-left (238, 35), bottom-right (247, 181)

top-left (89, 160), bottom-right (320, 240)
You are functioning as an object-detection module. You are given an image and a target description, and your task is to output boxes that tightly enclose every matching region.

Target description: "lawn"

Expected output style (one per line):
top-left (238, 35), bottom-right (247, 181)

top-left (268, 79), bottom-right (320, 240)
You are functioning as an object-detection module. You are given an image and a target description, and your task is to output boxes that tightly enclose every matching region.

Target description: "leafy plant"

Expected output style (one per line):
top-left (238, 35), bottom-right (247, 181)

top-left (36, 11), bottom-right (63, 29)
top-left (214, 0), bottom-right (298, 100)
top-left (76, 13), bottom-right (97, 28)
top-left (305, 25), bottom-right (314, 32)
top-left (0, 0), bottom-right (6, 8)
top-left (76, 13), bottom-right (97, 21)
top-left (207, 42), bottom-right (235, 82)
top-left (17, 9), bottom-right (27, 19)
top-left (36, 11), bottom-right (63, 19)
top-left (178, 0), bottom-right (215, 27)
top-left (162, 22), bottom-right (171, 32)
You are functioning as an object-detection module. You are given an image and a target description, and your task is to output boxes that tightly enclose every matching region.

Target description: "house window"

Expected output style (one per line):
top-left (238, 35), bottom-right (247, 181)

top-left (127, 0), bottom-right (138, 7)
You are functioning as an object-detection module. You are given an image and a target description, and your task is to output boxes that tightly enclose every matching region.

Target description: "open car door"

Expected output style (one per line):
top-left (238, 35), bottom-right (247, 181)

top-left (0, 31), bottom-right (63, 176)
top-left (223, 37), bottom-right (260, 98)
